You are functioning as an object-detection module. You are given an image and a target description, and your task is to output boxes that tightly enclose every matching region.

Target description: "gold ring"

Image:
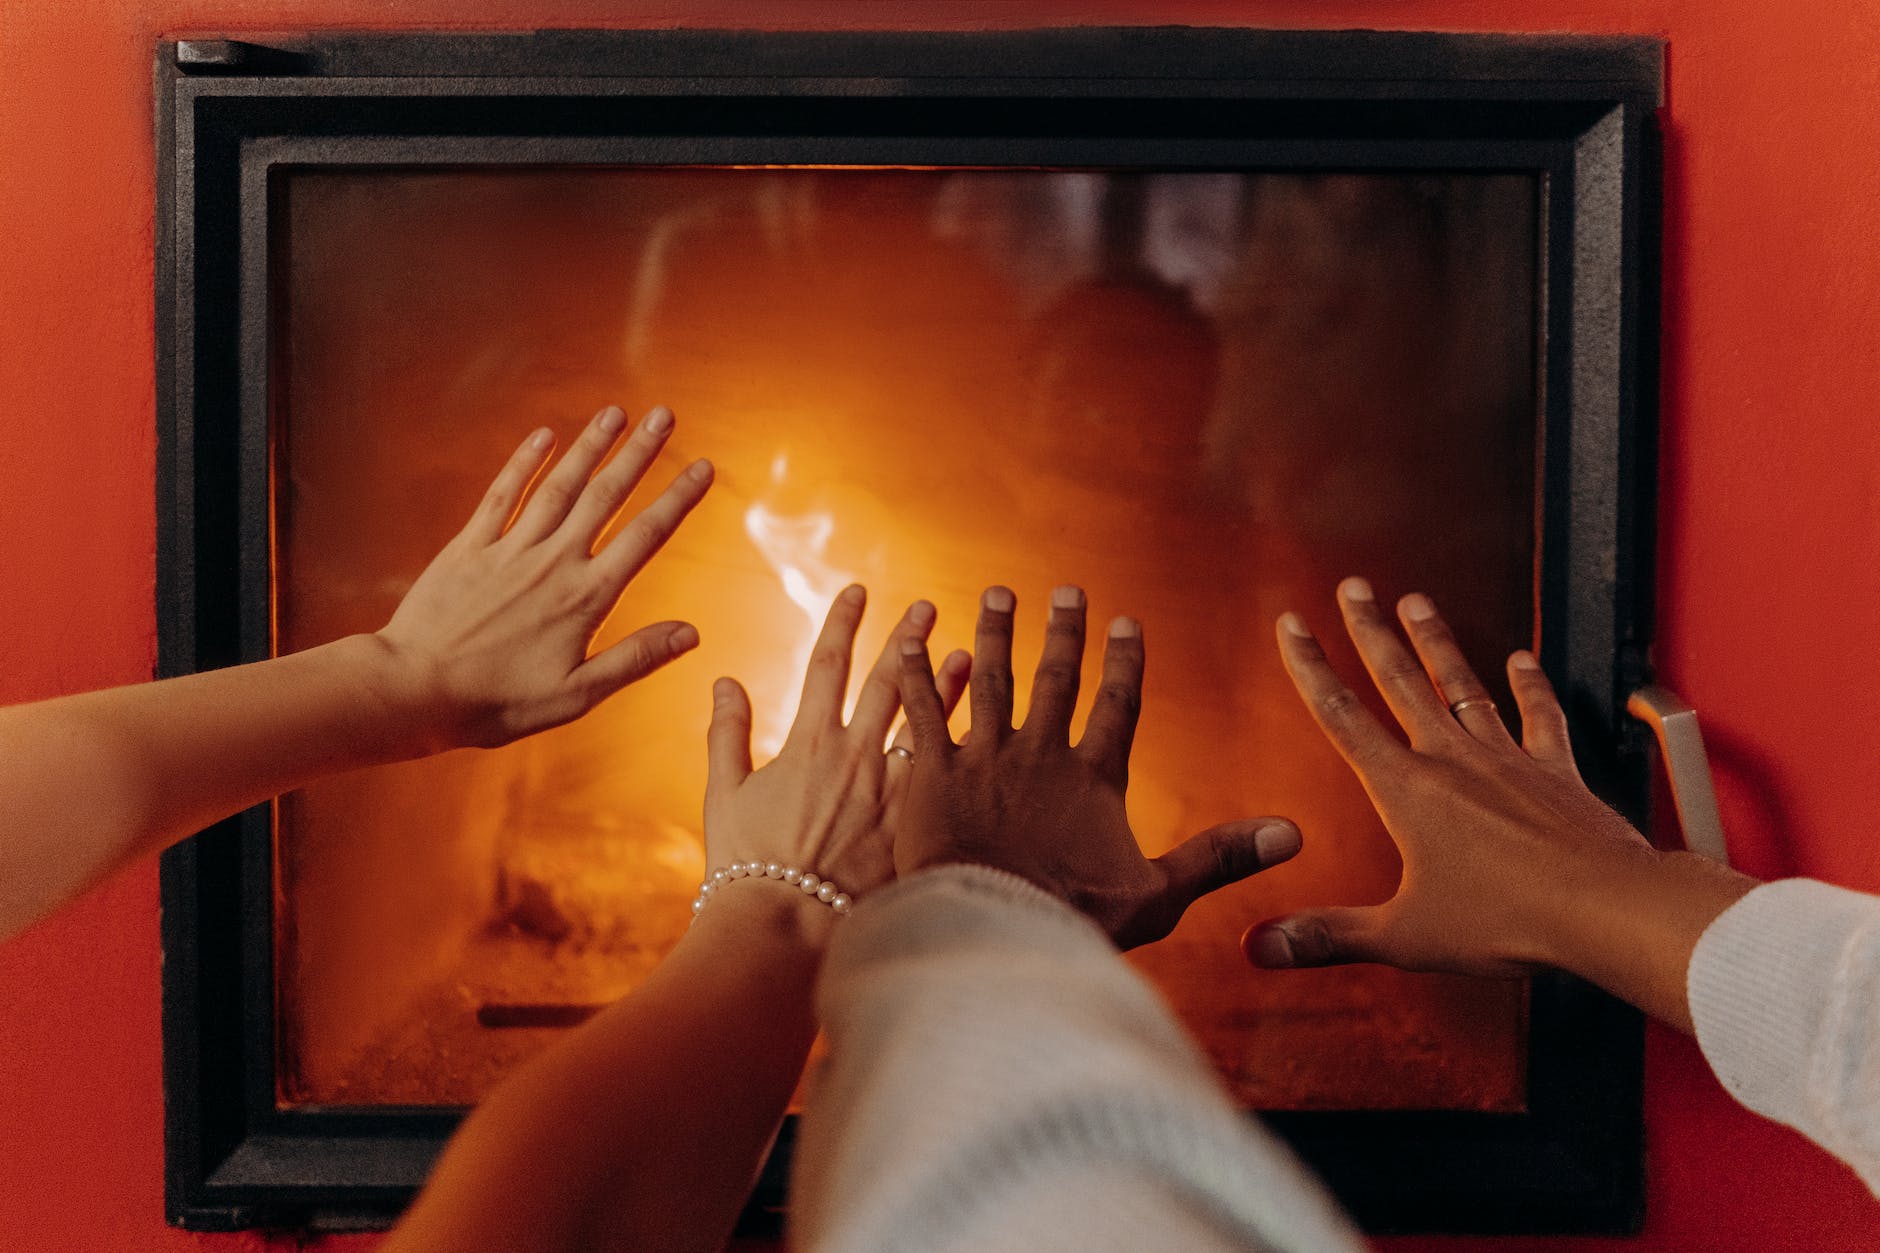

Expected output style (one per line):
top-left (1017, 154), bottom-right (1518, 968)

top-left (887, 745), bottom-right (914, 763)
top-left (1448, 697), bottom-right (1497, 718)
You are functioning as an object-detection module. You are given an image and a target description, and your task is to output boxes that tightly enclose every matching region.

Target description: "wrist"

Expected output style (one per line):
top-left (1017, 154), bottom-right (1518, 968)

top-left (688, 875), bottom-right (839, 954)
top-left (1539, 842), bottom-right (1758, 1030)
top-left (339, 632), bottom-right (460, 760)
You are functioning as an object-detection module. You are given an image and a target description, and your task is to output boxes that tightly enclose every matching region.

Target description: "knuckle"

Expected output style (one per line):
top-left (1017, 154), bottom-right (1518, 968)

top-left (1442, 678), bottom-right (1489, 704)
top-left (1376, 655), bottom-right (1429, 686)
top-left (621, 514), bottom-right (666, 551)
top-left (1290, 914), bottom-right (1343, 964)
top-left (1094, 680), bottom-right (1141, 719)
top-left (1033, 661), bottom-right (1080, 691)
top-left (1317, 685), bottom-right (1363, 718)
top-left (532, 478), bottom-right (576, 514)
top-left (977, 616), bottom-right (1014, 641)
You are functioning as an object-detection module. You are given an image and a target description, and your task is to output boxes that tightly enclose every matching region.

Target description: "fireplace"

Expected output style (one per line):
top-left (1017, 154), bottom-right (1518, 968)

top-left (158, 28), bottom-right (1661, 1235)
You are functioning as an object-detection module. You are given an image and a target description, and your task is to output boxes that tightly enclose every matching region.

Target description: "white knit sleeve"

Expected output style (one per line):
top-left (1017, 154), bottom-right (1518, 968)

top-left (1687, 878), bottom-right (1880, 1194)
top-left (790, 864), bottom-right (1363, 1253)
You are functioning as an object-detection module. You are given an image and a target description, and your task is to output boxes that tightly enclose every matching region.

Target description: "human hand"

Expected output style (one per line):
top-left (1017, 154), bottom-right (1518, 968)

top-left (703, 585), bottom-right (970, 922)
top-left (373, 405), bottom-right (712, 752)
top-left (895, 585), bottom-right (1302, 950)
top-left (1245, 579), bottom-right (1754, 1022)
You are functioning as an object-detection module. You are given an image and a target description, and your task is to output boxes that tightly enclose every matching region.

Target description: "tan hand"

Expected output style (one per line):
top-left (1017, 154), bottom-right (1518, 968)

top-left (1245, 577), bottom-right (1730, 985)
top-left (896, 585), bottom-right (1301, 950)
top-left (374, 405), bottom-right (712, 752)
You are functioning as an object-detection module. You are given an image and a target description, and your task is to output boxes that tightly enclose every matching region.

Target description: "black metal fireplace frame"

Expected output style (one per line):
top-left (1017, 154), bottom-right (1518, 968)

top-left (156, 27), bottom-right (1662, 1236)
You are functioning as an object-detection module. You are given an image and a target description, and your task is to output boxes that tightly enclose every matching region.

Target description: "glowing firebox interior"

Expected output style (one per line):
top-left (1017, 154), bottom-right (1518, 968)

top-left (273, 167), bottom-right (1538, 1111)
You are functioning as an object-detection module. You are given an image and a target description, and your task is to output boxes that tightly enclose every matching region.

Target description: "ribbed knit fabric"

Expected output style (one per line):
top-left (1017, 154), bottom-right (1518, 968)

top-left (791, 864), bottom-right (1363, 1253)
top-left (1688, 878), bottom-right (1880, 1195)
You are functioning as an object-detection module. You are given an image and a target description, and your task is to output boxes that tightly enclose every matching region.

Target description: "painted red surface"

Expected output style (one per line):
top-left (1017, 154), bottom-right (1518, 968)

top-left (0, 2), bottom-right (1874, 1249)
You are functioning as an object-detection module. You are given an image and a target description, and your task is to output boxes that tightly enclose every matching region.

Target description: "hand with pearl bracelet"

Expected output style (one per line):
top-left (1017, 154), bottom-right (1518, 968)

top-left (389, 583), bottom-right (968, 1253)
top-left (697, 582), bottom-right (971, 933)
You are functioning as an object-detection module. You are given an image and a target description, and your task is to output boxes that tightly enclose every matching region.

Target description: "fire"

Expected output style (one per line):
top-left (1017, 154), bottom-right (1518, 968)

top-left (740, 452), bottom-right (858, 754)
top-left (273, 165), bottom-right (1537, 1116)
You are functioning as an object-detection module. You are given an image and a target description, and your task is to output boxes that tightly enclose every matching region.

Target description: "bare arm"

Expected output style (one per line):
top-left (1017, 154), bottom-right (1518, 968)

top-left (1245, 578), bottom-right (1758, 1035)
top-left (0, 405), bottom-right (711, 944)
top-left (385, 587), bottom-right (969, 1253)
top-left (384, 886), bottom-right (831, 1253)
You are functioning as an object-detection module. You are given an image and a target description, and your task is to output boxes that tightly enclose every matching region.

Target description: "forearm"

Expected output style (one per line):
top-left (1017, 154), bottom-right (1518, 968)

top-left (387, 886), bottom-right (831, 1253)
top-left (1543, 847), bottom-right (1758, 1034)
top-left (0, 633), bottom-right (427, 941)
top-left (798, 865), bottom-right (1361, 1253)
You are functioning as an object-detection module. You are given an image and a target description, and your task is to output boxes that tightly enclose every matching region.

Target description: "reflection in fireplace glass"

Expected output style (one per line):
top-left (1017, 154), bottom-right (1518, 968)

top-left (272, 168), bottom-right (1537, 1111)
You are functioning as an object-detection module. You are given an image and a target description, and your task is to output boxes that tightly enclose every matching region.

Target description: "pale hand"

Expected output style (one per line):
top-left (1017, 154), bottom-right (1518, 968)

top-left (374, 405), bottom-right (713, 753)
top-left (703, 585), bottom-right (971, 922)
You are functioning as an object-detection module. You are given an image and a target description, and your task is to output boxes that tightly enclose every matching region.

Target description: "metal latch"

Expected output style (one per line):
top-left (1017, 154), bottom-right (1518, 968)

top-left (1626, 686), bottom-right (1730, 866)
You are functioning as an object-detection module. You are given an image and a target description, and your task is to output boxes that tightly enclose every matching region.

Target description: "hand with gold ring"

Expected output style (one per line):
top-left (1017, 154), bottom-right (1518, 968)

top-left (705, 588), bottom-right (969, 926)
top-left (1246, 577), bottom-right (1756, 1035)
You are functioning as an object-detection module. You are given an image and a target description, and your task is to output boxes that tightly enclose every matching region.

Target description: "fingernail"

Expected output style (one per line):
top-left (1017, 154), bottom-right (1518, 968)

top-left (1340, 576), bottom-right (1374, 602)
top-left (1255, 822), bottom-right (1302, 865)
top-left (900, 637), bottom-right (925, 657)
top-left (1279, 612), bottom-right (1312, 638)
top-left (1052, 585), bottom-right (1085, 611)
top-left (908, 599), bottom-right (936, 628)
top-left (982, 586), bottom-right (1015, 613)
top-left (1401, 593), bottom-right (1436, 622)
top-left (688, 458), bottom-right (714, 483)
top-left (530, 428), bottom-right (554, 450)
top-left (942, 648), bottom-right (972, 673)
top-left (840, 583), bottom-right (866, 606)
top-left (1108, 616), bottom-right (1140, 639)
top-left (1510, 649), bottom-right (1540, 671)
top-left (670, 623), bottom-right (700, 652)
top-left (644, 406), bottom-right (673, 435)
top-left (597, 405), bottom-right (627, 434)
top-left (1249, 927), bottom-right (1296, 969)
top-left (713, 677), bottom-right (736, 703)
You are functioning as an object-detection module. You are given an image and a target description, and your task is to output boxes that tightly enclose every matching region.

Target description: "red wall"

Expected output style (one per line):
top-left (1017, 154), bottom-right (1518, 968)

top-left (1, 2), bottom-right (1874, 1249)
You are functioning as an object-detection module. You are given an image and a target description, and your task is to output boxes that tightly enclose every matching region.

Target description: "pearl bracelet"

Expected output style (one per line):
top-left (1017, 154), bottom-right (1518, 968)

top-left (692, 860), bottom-right (854, 921)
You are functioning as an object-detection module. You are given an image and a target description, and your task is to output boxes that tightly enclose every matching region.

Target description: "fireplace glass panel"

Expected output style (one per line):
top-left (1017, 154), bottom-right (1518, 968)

top-left (272, 167), bottom-right (1537, 1112)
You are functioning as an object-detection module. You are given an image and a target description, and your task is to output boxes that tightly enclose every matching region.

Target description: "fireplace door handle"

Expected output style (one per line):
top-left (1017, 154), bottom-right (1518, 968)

top-left (1626, 686), bottom-right (1731, 867)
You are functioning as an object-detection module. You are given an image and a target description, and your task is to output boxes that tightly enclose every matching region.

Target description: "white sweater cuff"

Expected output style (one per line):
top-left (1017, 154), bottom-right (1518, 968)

top-left (1688, 877), bottom-right (1880, 1192)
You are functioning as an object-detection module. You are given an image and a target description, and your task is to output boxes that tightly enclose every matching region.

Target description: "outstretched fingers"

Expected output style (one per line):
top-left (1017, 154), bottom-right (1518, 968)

top-left (705, 676), bottom-right (755, 806)
top-left (1335, 578), bottom-right (1455, 748)
top-left (1077, 616), bottom-right (1145, 781)
top-left (559, 406), bottom-right (676, 552)
top-left (571, 620), bottom-right (700, 710)
top-left (507, 406), bottom-right (630, 545)
top-left (1242, 905), bottom-right (1386, 970)
top-left (896, 636), bottom-right (957, 759)
top-left (969, 586), bottom-right (1017, 744)
top-left (1396, 593), bottom-right (1516, 751)
top-left (1022, 585), bottom-right (1087, 741)
top-left (589, 458), bottom-right (714, 592)
top-left (849, 599), bottom-right (937, 746)
top-left (463, 427), bottom-right (555, 545)
top-left (1507, 650), bottom-right (1580, 776)
top-left (1275, 611), bottom-right (1402, 774)
top-left (790, 584), bottom-right (867, 739)
top-left (1147, 817), bottom-right (1303, 942)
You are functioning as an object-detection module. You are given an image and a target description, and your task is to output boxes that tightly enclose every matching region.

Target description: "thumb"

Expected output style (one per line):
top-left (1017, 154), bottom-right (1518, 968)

top-left (1153, 816), bottom-right (1303, 912)
top-left (705, 676), bottom-right (753, 804)
top-left (1242, 905), bottom-right (1384, 970)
